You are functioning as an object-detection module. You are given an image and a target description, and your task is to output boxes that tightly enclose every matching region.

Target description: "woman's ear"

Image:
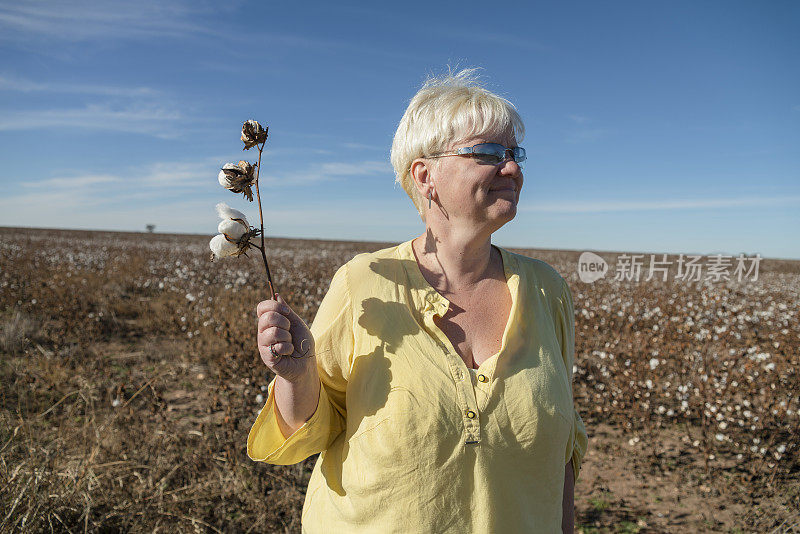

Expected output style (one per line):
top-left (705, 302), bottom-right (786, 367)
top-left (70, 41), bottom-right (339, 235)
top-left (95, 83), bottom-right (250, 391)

top-left (410, 158), bottom-right (433, 199)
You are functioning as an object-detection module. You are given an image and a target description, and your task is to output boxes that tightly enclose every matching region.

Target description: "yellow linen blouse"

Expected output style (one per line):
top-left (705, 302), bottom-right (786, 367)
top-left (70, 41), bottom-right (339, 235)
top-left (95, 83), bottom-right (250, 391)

top-left (248, 238), bottom-right (589, 533)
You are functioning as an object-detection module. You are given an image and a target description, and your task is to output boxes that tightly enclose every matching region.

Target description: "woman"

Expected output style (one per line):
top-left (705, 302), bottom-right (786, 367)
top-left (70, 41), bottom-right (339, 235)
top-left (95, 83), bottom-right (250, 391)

top-left (248, 69), bottom-right (588, 533)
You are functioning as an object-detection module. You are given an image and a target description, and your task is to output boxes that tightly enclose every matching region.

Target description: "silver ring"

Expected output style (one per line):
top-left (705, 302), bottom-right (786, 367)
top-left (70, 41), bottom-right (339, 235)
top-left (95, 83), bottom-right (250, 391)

top-left (269, 343), bottom-right (279, 357)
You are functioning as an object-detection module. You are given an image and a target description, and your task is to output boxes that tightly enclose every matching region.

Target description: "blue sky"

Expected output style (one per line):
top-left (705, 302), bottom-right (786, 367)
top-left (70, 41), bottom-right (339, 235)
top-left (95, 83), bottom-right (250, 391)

top-left (1, 0), bottom-right (798, 259)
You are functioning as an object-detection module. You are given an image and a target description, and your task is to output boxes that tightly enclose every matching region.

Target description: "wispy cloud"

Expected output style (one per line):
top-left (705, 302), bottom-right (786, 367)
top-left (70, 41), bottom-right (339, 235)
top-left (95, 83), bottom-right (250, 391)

top-left (25, 174), bottom-right (122, 188)
top-left (341, 142), bottom-right (387, 151)
top-left (0, 0), bottom-right (222, 42)
top-left (262, 147), bottom-right (334, 157)
top-left (567, 114), bottom-right (589, 124)
top-left (0, 156), bottom-right (403, 236)
top-left (0, 103), bottom-right (182, 137)
top-left (18, 161), bottom-right (217, 205)
top-left (0, 73), bottom-right (183, 137)
top-left (18, 157), bottom-right (391, 203)
top-left (564, 128), bottom-right (612, 143)
top-left (0, 74), bottom-right (157, 97)
top-left (318, 161), bottom-right (390, 175)
top-left (562, 115), bottom-right (613, 143)
top-left (261, 160), bottom-right (392, 186)
top-left (429, 28), bottom-right (549, 53)
top-left (0, 191), bottom-right (220, 233)
top-left (139, 161), bottom-right (216, 185)
top-left (521, 195), bottom-right (800, 213)
top-left (0, 1), bottom-right (416, 63)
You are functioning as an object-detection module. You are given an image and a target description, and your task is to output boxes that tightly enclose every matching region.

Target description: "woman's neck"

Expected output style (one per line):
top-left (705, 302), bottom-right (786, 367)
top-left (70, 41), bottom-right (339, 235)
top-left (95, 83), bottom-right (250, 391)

top-left (412, 227), bottom-right (499, 294)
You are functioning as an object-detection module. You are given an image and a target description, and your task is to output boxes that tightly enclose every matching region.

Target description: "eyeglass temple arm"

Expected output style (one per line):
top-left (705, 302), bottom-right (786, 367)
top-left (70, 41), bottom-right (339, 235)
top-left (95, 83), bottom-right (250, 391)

top-left (427, 147), bottom-right (474, 158)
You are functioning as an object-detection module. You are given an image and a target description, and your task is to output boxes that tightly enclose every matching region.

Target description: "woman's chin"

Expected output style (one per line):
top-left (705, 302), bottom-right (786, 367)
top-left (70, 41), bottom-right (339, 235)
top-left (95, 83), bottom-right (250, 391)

top-left (488, 201), bottom-right (517, 223)
top-left (494, 194), bottom-right (518, 210)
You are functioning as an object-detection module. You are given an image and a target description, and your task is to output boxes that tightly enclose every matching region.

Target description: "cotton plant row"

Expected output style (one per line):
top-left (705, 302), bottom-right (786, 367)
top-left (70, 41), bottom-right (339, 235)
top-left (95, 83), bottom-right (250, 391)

top-left (208, 120), bottom-right (278, 300)
top-left (571, 280), bottom-right (798, 472)
top-left (577, 330), bottom-right (797, 473)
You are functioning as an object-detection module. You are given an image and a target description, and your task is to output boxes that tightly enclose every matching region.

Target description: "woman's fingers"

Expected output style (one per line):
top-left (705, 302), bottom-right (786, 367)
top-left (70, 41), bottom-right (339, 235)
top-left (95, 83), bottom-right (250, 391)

top-left (267, 343), bottom-right (294, 356)
top-left (257, 295), bottom-right (301, 327)
top-left (256, 293), bottom-right (314, 367)
top-left (258, 327), bottom-right (291, 346)
top-left (258, 341), bottom-right (294, 362)
top-left (258, 341), bottom-right (294, 358)
top-left (275, 294), bottom-right (303, 323)
top-left (257, 310), bottom-right (291, 333)
top-left (258, 327), bottom-right (294, 361)
top-left (256, 298), bottom-right (285, 318)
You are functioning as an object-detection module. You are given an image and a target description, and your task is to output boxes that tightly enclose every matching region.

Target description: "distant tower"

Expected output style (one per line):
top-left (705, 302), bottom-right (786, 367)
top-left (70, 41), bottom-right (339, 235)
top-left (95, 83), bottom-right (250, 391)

top-left (146, 224), bottom-right (156, 233)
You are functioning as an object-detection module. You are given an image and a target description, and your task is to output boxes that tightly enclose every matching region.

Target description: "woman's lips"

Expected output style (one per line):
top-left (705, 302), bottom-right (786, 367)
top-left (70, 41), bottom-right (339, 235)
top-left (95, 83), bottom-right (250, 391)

top-left (490, 182), bottom-right (517, 192)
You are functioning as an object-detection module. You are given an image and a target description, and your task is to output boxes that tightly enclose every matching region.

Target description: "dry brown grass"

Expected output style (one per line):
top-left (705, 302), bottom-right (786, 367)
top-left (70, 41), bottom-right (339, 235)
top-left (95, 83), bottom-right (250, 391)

top-left (0, 227), bottom-right (797, 533)
top-left (1, 310), bottom-right (37, 354)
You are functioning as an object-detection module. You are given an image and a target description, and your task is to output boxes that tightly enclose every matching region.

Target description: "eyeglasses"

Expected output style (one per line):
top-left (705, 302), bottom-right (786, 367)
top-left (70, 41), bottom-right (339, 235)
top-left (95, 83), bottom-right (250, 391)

top-left (424, 143), bottom-right (526, 166)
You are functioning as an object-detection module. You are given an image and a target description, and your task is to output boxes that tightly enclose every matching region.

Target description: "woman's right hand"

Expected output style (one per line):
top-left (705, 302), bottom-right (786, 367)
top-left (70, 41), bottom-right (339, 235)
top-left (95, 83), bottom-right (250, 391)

top-left (256, 294), bottom-right (317, 383)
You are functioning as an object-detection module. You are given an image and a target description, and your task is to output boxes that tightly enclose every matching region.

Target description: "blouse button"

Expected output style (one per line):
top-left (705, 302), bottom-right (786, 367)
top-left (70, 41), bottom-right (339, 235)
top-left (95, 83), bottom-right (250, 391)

top-left (477, 374), bottom-right (488, 383)
top-left (466, 410), bottom-right (476, 419)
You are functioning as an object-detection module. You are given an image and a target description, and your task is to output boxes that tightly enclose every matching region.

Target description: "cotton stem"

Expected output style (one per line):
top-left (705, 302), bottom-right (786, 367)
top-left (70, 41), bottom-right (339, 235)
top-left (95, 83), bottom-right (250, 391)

top-left (254, 142), bottom-right (277, 300)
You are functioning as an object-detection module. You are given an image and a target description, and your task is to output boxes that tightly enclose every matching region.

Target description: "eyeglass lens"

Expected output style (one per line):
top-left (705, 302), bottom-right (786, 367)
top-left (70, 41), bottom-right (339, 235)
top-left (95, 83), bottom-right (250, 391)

top-left (473, 144), bottom-right (526, 163)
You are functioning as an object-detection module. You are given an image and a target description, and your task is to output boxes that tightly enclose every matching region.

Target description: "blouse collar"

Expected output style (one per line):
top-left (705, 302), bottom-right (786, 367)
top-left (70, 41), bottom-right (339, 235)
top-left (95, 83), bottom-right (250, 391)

top-left (396, 238), bottom-right (520, 320)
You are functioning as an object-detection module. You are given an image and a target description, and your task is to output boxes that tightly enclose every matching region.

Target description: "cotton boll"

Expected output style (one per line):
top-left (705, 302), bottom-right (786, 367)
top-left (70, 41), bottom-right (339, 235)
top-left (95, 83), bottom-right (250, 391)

top-left (209, 234), bottom-right (239, 258)
top-left (215, 202), bottom-right (249, 225)
top-left (218, 169), bottom-right (231, 188)
top-left (210, 202), bottom-right (255, 259)
top-left (242, 119), bottom-right (268, 149)
top-left (218, 218), bottom-right (247, 240)
top-left (218, 162), bottom-right (256, 201)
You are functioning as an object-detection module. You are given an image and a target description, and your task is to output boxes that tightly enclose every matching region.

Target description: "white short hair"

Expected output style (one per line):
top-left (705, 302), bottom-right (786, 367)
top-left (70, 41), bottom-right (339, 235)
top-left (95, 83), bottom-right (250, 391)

top-left (390, 68), bottom-right (525, 222)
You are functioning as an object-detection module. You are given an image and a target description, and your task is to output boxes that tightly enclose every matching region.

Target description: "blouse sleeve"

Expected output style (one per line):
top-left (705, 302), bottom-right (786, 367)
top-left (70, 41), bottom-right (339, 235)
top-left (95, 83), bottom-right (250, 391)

top-left (247, 262), bottom-right (353, 465)
top-left (557, 279), bottom-right (589, 485)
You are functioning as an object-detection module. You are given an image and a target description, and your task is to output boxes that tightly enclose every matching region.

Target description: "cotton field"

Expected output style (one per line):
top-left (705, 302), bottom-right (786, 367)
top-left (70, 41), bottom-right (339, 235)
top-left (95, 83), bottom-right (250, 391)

top-left (0, 228), bottom-right (797, 533)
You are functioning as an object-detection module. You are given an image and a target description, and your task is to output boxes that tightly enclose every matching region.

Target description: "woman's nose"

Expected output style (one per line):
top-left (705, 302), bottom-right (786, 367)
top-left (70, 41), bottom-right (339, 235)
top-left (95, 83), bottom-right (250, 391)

top-left (498, 158), bottom-right (522, 175)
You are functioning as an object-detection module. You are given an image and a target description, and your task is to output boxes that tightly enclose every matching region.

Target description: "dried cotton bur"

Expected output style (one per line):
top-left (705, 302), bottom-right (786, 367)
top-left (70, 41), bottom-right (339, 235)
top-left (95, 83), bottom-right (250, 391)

top-left (209, 119), bottom-right (277, 299)
top-left (218, 161), bottom-right (256, 201)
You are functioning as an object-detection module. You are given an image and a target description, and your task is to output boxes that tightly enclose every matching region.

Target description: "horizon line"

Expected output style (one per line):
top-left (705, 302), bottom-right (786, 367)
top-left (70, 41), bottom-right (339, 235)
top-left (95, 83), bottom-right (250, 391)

top-left (2, 225), bottom-right (798, 262)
